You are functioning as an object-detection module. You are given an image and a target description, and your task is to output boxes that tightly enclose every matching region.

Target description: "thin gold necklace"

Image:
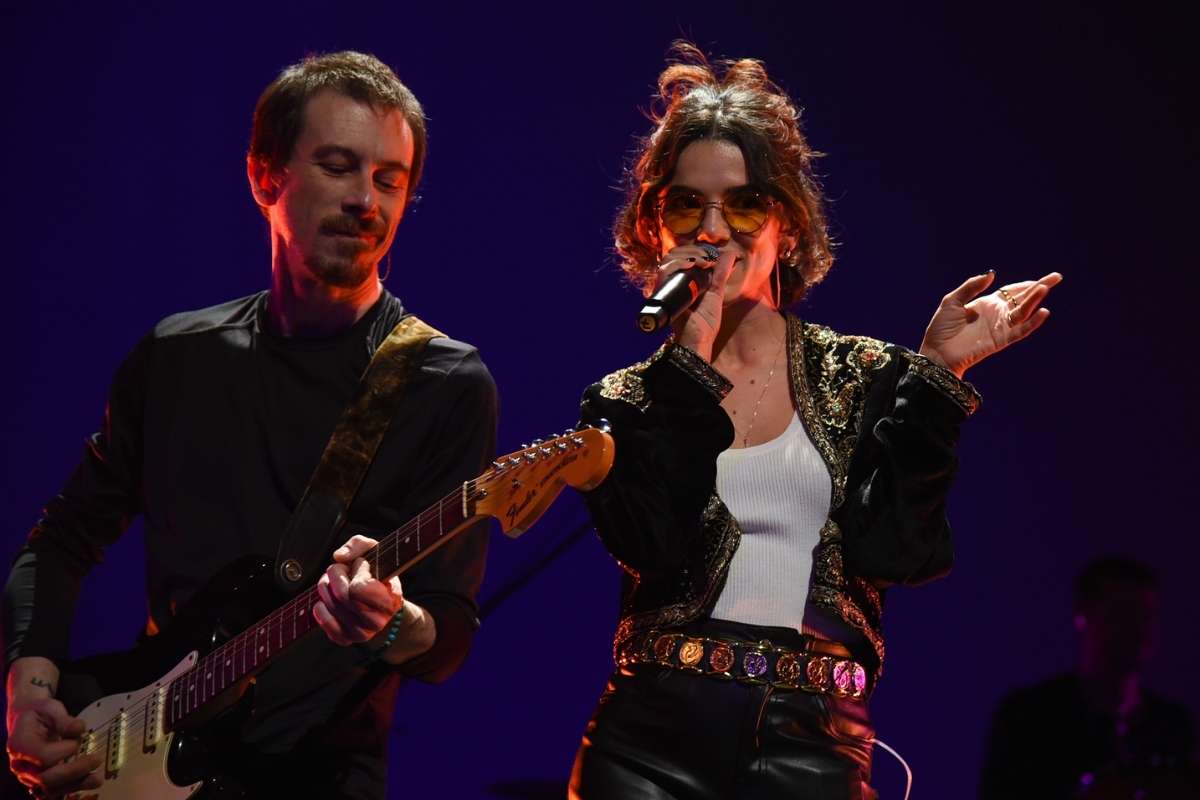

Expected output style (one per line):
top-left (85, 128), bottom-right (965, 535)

top-left (737, 333), bottom-right (787, 448)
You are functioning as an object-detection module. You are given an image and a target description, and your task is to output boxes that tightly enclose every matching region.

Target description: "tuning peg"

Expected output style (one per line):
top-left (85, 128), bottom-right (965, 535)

top-left (531, 438), bottom-right (543, 446)
top-left (524, 452), bottom-right (538, 463)
top-left (491, 460), bottom-right (506, 471)
top-left (507, 457), bottom-right (522, 467)
top-left (539, 446), bottom-right (552, 457)
top-left (556, 441), bottom-right (569, 452)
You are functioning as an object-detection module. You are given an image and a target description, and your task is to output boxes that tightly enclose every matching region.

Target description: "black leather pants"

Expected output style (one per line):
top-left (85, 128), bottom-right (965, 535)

top-left (570, 620), bottom-right (877, 800)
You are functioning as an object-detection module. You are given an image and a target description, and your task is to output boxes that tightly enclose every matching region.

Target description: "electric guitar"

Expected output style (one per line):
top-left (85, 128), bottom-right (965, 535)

top-left (58, 426), bottom-right (614, 799)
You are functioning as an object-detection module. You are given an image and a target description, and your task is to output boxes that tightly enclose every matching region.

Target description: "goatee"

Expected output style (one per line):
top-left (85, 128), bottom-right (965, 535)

top-left (305, 245), bottom-right (376, 289)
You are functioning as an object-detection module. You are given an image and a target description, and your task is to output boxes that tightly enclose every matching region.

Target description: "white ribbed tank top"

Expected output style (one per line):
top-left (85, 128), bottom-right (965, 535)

top-left (711, 411), bottom-right (832, 631)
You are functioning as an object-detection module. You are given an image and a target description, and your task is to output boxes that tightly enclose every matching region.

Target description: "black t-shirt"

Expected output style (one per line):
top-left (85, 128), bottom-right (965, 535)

top-left (980, 673), bottom-right (1196, 800)
top-left (3, 290), bottom-right (497, 796)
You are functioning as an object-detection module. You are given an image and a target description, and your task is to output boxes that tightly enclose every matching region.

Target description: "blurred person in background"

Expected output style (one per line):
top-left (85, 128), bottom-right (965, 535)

top-left (980, 556), bottom-right (1196, 799)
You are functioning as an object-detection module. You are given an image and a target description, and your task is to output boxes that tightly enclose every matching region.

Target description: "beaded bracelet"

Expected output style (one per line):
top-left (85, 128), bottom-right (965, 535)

top-left (378, 605), bottom-right (406, 650)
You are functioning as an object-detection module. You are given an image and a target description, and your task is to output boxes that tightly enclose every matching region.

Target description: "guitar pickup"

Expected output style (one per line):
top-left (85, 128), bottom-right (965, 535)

top-left (143, 686), bottom-right (166, 753)
top-left (105, 709), bottom-right (127, 779)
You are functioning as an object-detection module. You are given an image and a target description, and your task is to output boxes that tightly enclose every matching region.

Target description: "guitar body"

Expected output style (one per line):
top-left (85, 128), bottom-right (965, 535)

top-left (65, 557), bottom-right (285, 800)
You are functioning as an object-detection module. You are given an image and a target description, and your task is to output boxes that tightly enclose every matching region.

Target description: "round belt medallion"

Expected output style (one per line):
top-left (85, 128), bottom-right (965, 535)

top-left (805, 655), bottom-right (832, 690)
top-left (775, 653), bottom-right (802, 686)
top-left (833, 660), bottom-right (867, 697)
top-left (678, 638), bottom-right (705, 667)
top-left (743, 651), bottom-right (769, 679)
top-left (652, 634), bottom-right (676, 664)
top-left (709, 642), bottom-right (735, 673)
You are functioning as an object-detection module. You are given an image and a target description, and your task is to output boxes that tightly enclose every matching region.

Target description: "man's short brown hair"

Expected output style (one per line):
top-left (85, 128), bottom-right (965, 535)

top-left (249, 51), bottom-right (427, 204)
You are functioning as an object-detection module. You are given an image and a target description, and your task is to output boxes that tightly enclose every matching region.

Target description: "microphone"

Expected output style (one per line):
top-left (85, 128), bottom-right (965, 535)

top-left (637, 244), bottom-right (720, 333)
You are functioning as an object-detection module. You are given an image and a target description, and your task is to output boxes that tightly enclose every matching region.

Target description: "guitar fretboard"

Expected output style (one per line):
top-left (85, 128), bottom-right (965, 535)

top-left (164, 483), bottom-right (474, 729)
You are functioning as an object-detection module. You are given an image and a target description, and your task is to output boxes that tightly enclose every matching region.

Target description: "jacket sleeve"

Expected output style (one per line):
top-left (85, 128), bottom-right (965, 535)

top-left (836, 349), bottom-right (980, 587)
top-left (578, 344), bottom-right (735, 578)
top-left (4, 336), bottom-right (150, 668)
top-left (387, 350), bottom-right (497, 683)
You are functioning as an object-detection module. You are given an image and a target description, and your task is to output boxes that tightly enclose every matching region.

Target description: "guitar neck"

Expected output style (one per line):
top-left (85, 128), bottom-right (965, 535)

top-left (164, 483), bottom-right (476, 730)
top-left (160, 425), bottom-right (614, 732)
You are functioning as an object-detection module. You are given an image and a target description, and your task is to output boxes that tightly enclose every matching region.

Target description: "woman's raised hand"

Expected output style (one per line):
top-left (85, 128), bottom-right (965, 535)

top-left (919, 271), bottom-right (1063, 378)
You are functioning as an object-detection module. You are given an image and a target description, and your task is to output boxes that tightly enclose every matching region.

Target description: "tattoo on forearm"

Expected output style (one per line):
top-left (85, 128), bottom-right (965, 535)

top-left (30, 677), bottom-right (55, 695)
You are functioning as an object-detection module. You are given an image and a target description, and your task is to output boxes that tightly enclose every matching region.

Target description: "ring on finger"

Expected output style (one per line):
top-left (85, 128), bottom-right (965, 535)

top-left (997, 287), bottom-right (1020, 308)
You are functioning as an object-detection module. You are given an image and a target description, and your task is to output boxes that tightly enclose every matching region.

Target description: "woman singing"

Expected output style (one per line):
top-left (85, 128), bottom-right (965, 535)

top-left (569, 44), bottom-right (1061, 799)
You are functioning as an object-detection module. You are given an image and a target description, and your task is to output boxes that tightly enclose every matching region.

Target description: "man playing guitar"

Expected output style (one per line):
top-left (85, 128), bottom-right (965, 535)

top-left (4, 51), bottom-right (497, 799)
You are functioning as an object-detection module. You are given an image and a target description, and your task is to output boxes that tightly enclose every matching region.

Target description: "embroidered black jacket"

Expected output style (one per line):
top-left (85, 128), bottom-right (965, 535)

top-left (579, 314), bottom-right (980, 680)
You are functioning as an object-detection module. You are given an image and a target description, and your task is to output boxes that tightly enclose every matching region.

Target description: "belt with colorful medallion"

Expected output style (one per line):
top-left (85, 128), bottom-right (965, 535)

top-left (620, 630), bottom-right (871, 700)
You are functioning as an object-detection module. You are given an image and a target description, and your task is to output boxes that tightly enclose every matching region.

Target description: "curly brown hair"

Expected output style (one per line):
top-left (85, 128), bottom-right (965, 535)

top-left (249, 51), bottom-right (427, 206)
top-left (615, 43), bottom-right (833, 305)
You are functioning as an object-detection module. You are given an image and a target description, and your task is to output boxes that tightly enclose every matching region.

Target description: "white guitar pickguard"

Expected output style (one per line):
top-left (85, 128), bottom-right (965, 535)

top-left (67, 652), bottom-right (205, 800)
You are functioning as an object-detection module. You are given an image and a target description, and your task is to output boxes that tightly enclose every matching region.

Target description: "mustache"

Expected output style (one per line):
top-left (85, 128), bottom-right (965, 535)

top-left (320, 215), bottom-right (386, 240)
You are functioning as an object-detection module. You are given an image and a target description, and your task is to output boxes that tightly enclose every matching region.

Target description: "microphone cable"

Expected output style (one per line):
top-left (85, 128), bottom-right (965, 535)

top-left (874, 737), bottom-right (913, 800)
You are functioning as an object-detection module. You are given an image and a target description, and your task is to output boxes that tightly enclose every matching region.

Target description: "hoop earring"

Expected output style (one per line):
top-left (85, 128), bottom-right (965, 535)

top-left (774, 247), bottom-right (793, 309)
top-left (380, 252), bottom-right (392, 283)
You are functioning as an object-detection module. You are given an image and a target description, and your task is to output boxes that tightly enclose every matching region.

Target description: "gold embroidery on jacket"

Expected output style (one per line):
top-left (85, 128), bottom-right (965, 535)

top-left (812, 584), bottom-right (885, 665)
top-left (597, 344), bottom-right (668, 411)
top-left (811, 327), bottom-right (891, 482)
top-left (795, 321), bottom-right (891, 669)
top-left (852, 577), bottom-right (883, 619)
top-left (811, 519), bottom-right (846, 600)
top-left (901, 351), bottom-right (981, 415)
top-left (789, 317), bottom-right (845, 508)
top-left (666, 344), bottom-right (734, 399)
top-left (598, 366), bottom-right (651, 411)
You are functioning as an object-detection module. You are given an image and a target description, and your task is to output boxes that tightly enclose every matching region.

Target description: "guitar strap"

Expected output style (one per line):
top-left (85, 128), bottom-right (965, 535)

top-left (272, 314), bottom-right (445, 593)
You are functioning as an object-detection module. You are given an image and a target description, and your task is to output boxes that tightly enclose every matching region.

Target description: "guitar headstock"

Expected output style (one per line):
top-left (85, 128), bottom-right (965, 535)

top-left (470, 424), bottom-right (615, 537)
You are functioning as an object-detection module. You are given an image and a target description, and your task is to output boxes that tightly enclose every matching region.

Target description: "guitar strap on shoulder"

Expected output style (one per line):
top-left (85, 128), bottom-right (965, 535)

top-left (273, 314), bottom-right (445, 594)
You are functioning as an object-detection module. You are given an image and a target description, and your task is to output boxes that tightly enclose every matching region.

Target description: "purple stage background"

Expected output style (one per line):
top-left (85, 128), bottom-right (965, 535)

top-left (2, 2), bottom-right (1196, 797)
